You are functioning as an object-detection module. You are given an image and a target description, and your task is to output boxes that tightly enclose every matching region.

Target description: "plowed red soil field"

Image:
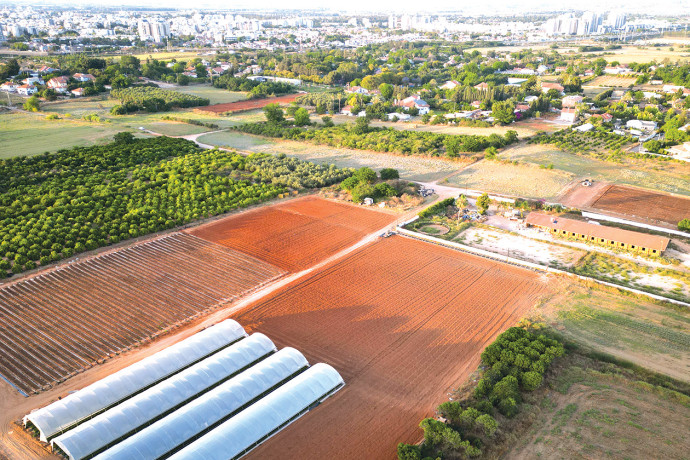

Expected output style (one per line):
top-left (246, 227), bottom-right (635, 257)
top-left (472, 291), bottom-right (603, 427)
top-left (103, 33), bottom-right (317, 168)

top-left (194, 93), bottom-right (300, 114)
top-left (232, 235), bottom-right (551, 459)
top-left (590, 185), bottom-right (690, 226)
top-left (0, 233), bottom-right (285, 395)
top-left (186, 196), bottom-right (397, 271)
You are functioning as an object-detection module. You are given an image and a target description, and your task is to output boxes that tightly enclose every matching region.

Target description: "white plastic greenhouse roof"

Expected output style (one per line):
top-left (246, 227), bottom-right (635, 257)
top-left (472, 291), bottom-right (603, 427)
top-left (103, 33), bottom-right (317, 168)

top-left (94, 347), bottom-right (309, 460)
top-left (167, 363), bottom-right (344, 460)
top-left (52, 333), bottom-right (276, 460)
top-left (24, 320), bottom-right (246, 442)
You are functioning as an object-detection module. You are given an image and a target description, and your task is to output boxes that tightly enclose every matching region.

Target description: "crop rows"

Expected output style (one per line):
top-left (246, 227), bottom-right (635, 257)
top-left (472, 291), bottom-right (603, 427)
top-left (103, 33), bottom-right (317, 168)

top-left (233, 235), bottom-right (549, 459)
top-left (0, 233), bottom-right (285, 395)
top-left (590, 185), bottom-right (690, 226)
top-left (195, 93), bottom-right (299, 114)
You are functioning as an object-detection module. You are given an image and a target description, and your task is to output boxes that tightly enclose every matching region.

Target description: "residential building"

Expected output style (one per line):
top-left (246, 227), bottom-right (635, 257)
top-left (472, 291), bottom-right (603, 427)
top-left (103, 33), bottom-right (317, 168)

top-left (73, 73), bottom-right (95, 82)
top-left (17, 84), bottom-right (38, 96)
top-left (560, 107), bottom-right (577, 123)
top-left (47, 76), bottom-right (69, 93)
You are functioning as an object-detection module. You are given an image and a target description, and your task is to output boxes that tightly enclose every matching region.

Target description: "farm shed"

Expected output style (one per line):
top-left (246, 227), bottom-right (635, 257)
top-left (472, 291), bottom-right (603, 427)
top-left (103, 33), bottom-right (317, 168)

top-left (23, 320), bottom-right (247, 442)
top-left (166, 363), bottom-right (345, 460)
top-left (94, 348), bottom-right (309, 460)
top-left (52, 334), bottom-right (277, 460)
top-left (526, 213), bottom-right (669, 255)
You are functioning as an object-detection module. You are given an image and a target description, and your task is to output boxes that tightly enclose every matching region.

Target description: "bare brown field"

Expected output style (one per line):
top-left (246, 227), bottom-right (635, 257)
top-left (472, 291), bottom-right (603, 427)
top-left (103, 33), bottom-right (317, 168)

top-left (194, 93), bottom-right (299, 114)
top-left (233, 235), bottom-right (551, 459)
top-left (186, 196), bottom-right (397, 271)
top-left (587, 75), bottom-right (637, 87)
top-left (0, 233), bottom-right (285, 395)
top-left (590, 185), bottom-right (690, 227)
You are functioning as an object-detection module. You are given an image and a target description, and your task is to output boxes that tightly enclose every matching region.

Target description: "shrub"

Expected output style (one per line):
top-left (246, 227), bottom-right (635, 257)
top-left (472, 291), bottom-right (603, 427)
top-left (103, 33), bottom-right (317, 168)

top-left (475, 413), bottom-right (498, 437)
top-left (497, 397), bottom-right (519, 417)
top-left (380, 168), bottom-right (400, 180)
top-left (679, 218), bottom-right (690, 232)
top-left (521, 371), bottom-right (543, 391)
top-left (374, 182), bottom-right (397, 198)
top-left (397, 443), bottom-right (422, 460)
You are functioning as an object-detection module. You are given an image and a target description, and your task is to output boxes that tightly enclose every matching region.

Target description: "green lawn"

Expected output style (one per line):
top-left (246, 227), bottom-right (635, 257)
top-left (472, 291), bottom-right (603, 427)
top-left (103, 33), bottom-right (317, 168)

top-left (0, 112), bottom-right (128, 158)
top-left (174, 85), bottom-right (247, 105)
top-left (196, 131), bottom-right (274, 150)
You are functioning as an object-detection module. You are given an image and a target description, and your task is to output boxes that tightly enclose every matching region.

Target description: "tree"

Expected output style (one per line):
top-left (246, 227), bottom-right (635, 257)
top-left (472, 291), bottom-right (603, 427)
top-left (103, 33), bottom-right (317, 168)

top-left (397, 443), bottom-right (422, 460)
top-left (176, 74), bottom-right (190, 85)
top-left (351, 183), bottom-right (376, 203)
top-left (643, 139), bottom-right (662, 153)
top-left (321, 116), bottom-right (334, 127)
top-left (520, 371), bottom-right (543, 391)
top-left (379, 168), bottom-right (399, 180)
top-left (379, 83), bottom-right (394, 100)
top-left (0, 58), bottom-right (20, 80)
top-left (263, 103), bottom-right (285, 124)
top-left (476, 193), bottom-right (491, 214)
top-left (491, 100), bottom-right (515, 125)
top-left (23, 95), bottom-right (40, 112)
top-left (456, 194), bottom-right (468, 209)
top-left (354, 167), bottom-right (377, 184)
top-left (351, 116), bottom-right (370, 134)
top-left (678, 218), bottom-right (690, 232)
top-left (475, 414), bottom-right (498, 437)
top-left (293, 107), bottom-right (311, 126)
top-left (113, 132), bottom-right (135, 144)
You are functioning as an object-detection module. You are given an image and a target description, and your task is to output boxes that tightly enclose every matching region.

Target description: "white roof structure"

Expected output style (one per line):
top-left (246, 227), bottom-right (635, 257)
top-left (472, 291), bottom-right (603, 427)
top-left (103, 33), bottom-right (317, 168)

top-left (52, 334), bottom-right (276, 460)
top-left (94, 347), bottom-right (309, 460)
top-left (24, 320), bottom-right (246, 442)
top-left (167, 363), bottom-right (344, 460)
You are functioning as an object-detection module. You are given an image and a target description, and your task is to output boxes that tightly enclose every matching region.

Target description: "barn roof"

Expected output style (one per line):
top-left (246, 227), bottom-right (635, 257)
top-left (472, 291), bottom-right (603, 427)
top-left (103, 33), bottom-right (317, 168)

top-left (525, 213), bottom-right (669, 252)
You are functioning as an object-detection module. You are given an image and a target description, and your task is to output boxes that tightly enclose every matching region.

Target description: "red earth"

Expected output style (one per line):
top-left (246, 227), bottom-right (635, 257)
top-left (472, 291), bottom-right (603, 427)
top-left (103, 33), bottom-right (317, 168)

top-left (589, 185), bottom-right (690, 227)
top-left (231, 235), bottom-right (551, 459)
top-left (194, 93), bottom-right (300, 114)
top-left (186, 196), bottom-right (398, 272)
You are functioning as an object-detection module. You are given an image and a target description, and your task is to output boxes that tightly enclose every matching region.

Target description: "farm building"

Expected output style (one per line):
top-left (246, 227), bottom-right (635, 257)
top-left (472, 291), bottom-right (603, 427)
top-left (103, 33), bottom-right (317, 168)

top-left (24, 320), bottom-right (344, 460)
top-left (525, 213), bottom-right (669, 256)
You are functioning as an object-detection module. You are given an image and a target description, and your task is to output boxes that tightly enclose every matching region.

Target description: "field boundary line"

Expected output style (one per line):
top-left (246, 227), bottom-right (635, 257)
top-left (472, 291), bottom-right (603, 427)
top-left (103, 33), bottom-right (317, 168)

top-left (396, 228), bottom-right (690, 308)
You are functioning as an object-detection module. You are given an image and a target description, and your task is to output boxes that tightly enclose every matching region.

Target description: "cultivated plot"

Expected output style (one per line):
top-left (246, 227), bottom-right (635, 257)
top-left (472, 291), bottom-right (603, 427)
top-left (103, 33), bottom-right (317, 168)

top-left (590, 185), bottom-right (690, 227)
top-left (186, 196), bottom-right (397, 271)
top-left (0, 233), bottom-right (285, 395)
top-left (233, 235), bottom-right (550, 459)
top-left (195, 94), bottom-right (300, 114)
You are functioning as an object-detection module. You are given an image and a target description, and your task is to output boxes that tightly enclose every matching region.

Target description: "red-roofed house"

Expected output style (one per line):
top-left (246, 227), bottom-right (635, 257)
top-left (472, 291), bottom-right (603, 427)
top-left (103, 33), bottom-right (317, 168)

top-left (541, 82), bottom-right (564, 94)
top-left (37, 65), bottom-right (58, 74)
top-left (474, 82), bottom-right (489, 91)
top-left (17, 84), bottom-right (38, 96)
top-left (71, 87), bottom-right (86, 97)
top-left (47, 76), bottom-right (70, 93)
top-left (73, 73), bottom-right (95, 82)
top-left (440, 80), bottom-right (460, 90)
top-left (560, 107), bottom-right (577, 123)
top-left (396, 96), bottom-right (430, 115)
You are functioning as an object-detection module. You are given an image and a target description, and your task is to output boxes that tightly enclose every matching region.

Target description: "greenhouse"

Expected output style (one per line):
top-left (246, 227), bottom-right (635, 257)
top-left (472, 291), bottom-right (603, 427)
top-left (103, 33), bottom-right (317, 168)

top-left (23, 319), bottom-right (246, 442)
top-left (167, 363), bottom-right (344, 460)
top-left (93, 347), bottom-right (310, 460)
top-left (52, 333), bottom-right (276, 460)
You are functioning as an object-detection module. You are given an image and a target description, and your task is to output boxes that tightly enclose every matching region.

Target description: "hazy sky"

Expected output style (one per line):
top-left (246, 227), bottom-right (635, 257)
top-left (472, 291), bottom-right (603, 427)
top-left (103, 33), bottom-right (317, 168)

top-left (7, 0), bottom-right (690, 14)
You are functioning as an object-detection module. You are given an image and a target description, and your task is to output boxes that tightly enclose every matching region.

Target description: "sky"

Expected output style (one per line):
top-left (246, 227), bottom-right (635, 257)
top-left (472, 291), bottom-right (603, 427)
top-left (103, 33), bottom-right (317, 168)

top-left (6, 0), bottom-right (690, 14)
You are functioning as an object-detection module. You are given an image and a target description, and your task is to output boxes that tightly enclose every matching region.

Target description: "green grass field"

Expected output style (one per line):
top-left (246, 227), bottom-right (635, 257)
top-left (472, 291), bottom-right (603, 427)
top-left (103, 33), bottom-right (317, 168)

top-left (174, 85), bottom-right (247, 105)
top-left (0, 112), bottom-right (128, 158)
top-left (536, 281), bottom-right (690, 383)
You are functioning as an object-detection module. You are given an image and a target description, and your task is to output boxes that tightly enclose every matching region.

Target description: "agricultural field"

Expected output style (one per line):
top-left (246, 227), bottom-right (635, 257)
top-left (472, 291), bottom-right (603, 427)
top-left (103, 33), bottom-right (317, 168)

top-left (535, 281), bottom-right (690, 383)
top-left (586, 75), bottom-right (637, 87)
top-left (187, 196), bottom-right (397, 272)
top-left (590, 185), bottom-right (690, 227)
top-left (446, 158), bottom-right (574, 199)
top-left (195, 93), bottom-right (300, 114)
top-left (501, 143), bottom-right (690, 197)
top-left (195, 133), bottom-right (466, 182)
top-left (173, 84), bottom-right (247, 105)
top-left (233, 235), bottom-right (551, 459)
top-left (508, 353), bottom-right (690, 460)
top-left (0, 233), bottom-right (285, 395)
top-left (369, 116), bottom-right (561, 138)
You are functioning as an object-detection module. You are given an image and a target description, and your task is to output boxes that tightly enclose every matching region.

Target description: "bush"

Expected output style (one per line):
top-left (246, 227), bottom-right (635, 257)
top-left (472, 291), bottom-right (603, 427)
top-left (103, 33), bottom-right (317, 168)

top-left (380, 168), bottom-right (400, 180)
top-left (497, 397), bottom-right (519, 417)
top-left (475, 413), bottom-right (498, 437)
top-left (678, 218), bottom-right (690, 232)
top-left (374, 182), bottom-right (398, 198)
top-left (397, 443), bottom-right (422, 460)
top-left (419, 198), bottom-right (455, 218)
top-left (351, 183), bottom-right (376, 203)
top-left (476, 193), bottom-right (491, 214)
top-left (520, 371), bottom-right (543, 391)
